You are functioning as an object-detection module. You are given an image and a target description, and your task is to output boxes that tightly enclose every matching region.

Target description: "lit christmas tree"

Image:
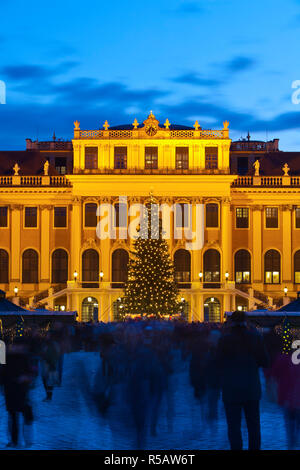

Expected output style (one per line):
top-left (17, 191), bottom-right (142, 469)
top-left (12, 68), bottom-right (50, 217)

top-left (122, 202), bottom-right (179, 318)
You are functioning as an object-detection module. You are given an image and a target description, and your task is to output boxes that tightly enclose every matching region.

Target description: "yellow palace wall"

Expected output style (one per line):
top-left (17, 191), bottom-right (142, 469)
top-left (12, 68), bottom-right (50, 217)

top-left (0, 118), bottom-right (300, 321)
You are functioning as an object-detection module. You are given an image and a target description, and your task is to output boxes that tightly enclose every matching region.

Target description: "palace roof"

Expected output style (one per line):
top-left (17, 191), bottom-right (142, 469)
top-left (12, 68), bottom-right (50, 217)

top-left (0, 150), bottom-right (59, 176)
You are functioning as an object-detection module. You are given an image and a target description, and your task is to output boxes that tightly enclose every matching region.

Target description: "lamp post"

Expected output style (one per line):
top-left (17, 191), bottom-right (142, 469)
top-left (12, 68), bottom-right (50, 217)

top-left (284, 286), bottom-right (288, 296)
top-left (99, 271), bottom-right (104, 282)
top-left (74, 270), bottom-right (78, 282)
top-left (13, 286), bottom-right (19, 306)
top-left (225, 271), bottom-right (229, 282)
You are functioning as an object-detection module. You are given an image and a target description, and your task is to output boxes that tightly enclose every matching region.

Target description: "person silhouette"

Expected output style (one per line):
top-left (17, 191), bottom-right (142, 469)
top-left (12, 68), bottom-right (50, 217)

top-left (216, 311), bottom-right (269, 450)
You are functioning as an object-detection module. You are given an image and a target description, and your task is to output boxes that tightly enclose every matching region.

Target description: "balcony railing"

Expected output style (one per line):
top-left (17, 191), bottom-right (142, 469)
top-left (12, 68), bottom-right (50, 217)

top-left (76, 128), bottom-right (228, 140)
top-left (0, 175), bottom-right (71, 187)
top-left (232, 175), bottom-right (300, 187)
top-left (74, 167), bottom-right (230, 175)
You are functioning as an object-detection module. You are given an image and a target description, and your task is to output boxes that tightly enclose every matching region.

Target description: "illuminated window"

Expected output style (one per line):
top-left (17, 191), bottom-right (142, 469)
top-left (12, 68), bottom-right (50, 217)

top-left (265, 207), bottom-right (278, 228)
top-left (54, 207), bottom-right (67, 228)
top-left (25, 207), bottom-right (37, 228)
top-left (114, 147), bottom-right (127, 169)
top-left (294, 250), bottom-right (300, 283)
top-left (0, 207), bottom-right (8, 227)
top-left (205, 147), bottom-right (218, 169)
top-left (175, 147), bottom-right (189, 169)
top-left (264, 250), bottom-right (280, 284)
top-left (85, 147), bottom-right (98, 169)
top-left (174, 249), bottom-right (191, 284)
top-left (236, 208), bottom-right (249, 228)
top-left (145, 147), bottom-right (158, 169)
top-left (235, 250), bottom-right (251, 283)
top-left (55, 157), bottom-right (67, 175)
top-left (85, 203), bottom-right (97, 227)
top-left (204, 249), bottom-right (220, 283)
top-left (206, 204), bottom-right (218, 228)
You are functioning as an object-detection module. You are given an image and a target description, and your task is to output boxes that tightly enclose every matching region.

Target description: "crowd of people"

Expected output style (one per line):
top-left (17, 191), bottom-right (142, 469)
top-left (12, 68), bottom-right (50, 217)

top-left (0, 314), bottom-right (299, 450)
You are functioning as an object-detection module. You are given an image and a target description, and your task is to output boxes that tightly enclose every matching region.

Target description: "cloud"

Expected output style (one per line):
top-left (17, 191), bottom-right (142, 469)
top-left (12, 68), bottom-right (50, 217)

top-left (0, 61), bottom-right (79, 81)
top-left (226, 56), bottom-right (256, 73)
top-left (176, 2), bottom-right (204, 14)
top-left (172, 72), bottom-right (221, 88)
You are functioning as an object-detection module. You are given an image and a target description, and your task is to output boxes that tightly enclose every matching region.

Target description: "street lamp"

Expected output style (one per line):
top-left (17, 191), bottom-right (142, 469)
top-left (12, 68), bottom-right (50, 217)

top-left (225, 271), bottom-right (229, 281)
top-left (284, 286), bottom-right (288, 296)
top-left (14, 286), bottom-right (19, 295)
top-left (237, 305), bottom-right (243, 311)
top-left (74, 270), bottom-right (78, 281)
top-left (198, 272), bottom-right (203, 281)
top-left (60, 305), bottom-right (65, 311)
top-left (99, 271), bottom-right (104, 281)
top-left (181, 297), bottom-right (185, 303)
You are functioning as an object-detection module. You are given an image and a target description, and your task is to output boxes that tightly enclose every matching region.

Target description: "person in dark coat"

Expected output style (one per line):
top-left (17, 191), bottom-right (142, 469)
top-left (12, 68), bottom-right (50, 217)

top-left (216, 311), bottom-right (269, 450)
top-left (0, 338), bottom-right (37, 447)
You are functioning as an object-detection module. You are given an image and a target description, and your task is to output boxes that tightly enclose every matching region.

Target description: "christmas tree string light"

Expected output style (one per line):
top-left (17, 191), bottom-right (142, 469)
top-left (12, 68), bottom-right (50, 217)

top-left (282, 317), bottom-right (292, 355)
top-left (122, 201), bottom-right (179, 318)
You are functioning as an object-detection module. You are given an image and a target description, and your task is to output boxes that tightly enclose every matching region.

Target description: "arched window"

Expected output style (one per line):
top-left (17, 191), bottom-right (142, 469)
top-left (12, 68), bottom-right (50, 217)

top-left (0, 249), bottom-right (8, 283)
top-left (294, 251), bottom-right (300, 283)
top-left (82, 249), bottom-right (99, 286)
top-left (235, 250), bottom-right (251, 284)
top-left (174, 249), bottom-right (191, 286)
top-left (203, 249), bottom-right (220, 284)
top-left (264, 250), bottom-right (280, 284)
top-left (204, 297), bottom-right (221, 322)
top-left (112, 249), bottom-right (129, 287)
top-left (52, 249), bottom-right (68, 283)
top-left (82, 297), bottom-right (98, 322)
top-left (22, 249), bottom-right (38, 283)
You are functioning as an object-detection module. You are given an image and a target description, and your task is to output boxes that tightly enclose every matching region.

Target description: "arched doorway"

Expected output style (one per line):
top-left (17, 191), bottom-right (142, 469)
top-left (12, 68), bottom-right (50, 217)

top-left (204, 297), bottom-right (221, 322)
top-left (82, 297), bottom-right (98, 322)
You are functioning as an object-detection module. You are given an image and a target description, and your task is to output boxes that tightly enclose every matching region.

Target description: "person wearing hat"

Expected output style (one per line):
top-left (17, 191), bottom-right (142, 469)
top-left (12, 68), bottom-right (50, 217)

top-left (216, 310), bottom-right (269, 450)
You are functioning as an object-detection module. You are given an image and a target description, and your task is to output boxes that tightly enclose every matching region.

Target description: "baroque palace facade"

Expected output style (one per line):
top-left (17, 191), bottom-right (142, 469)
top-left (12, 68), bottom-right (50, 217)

top-left (1, 112), bottom-right (300, 322)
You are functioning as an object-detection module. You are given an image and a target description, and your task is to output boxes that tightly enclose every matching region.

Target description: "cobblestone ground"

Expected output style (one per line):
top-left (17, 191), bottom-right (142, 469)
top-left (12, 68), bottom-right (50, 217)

top-left (0, 351), bottom-right (293, 450)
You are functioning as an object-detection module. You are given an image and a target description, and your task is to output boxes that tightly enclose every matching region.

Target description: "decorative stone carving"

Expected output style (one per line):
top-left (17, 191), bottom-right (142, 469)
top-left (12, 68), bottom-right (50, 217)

top-left (43, 160), bottom-right (49, 176)
top-left (253, 159), bottom-right (260, 176)
top-left (282, 163), bottom-right (290, 176)
top-left (13, 163), bottom-right (20, 176)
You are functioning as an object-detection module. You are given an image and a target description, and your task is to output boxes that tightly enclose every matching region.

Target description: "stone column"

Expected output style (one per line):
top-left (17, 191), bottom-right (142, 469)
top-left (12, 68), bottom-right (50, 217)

top-left (70, 197), bottom-right (82, 280)
top-left (40, 205), bottom-right (51, 284)
top-left (252, 205), bottom-right (263, 283)
top-left (282, 205), bottom-right (292, 283)
top-left (221, 197), bottom-right (232, 282)
top-left (10, 205), bottom-right (22, 284)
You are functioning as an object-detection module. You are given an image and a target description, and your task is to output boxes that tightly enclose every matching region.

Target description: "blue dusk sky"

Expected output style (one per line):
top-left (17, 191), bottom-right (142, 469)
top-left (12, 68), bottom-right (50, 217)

top-left (1, 0), bottom-right (300, 149)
